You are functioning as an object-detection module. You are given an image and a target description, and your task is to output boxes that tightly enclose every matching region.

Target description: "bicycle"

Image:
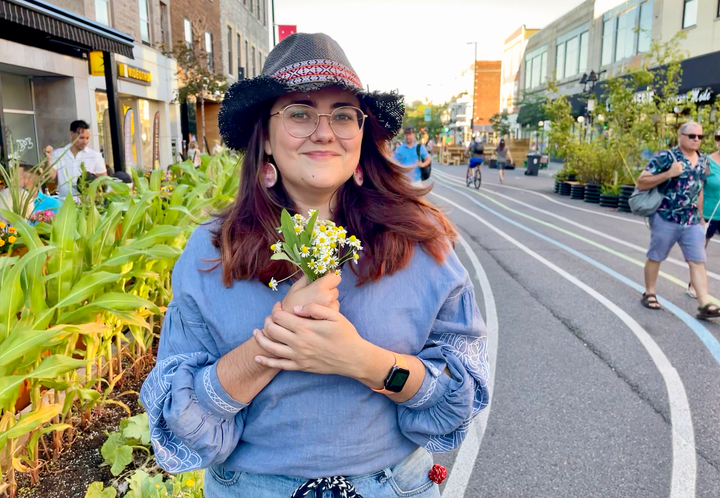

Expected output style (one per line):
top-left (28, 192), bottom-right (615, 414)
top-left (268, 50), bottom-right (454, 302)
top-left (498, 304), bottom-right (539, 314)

top-left (466, 157), bottom-right (482, 189)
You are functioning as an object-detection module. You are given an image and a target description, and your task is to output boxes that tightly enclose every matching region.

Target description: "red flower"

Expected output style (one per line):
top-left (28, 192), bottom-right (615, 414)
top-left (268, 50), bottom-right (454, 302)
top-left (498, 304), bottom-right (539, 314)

top-left (428, 464), bottom-right (447, 484)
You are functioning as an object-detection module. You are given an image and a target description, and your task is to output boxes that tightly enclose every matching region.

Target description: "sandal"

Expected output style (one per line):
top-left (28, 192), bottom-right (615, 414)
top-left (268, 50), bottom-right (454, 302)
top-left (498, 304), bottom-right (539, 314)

top-left (686, 283), bottom-right (697, 299)
top-left (697, 303), bottom-right (720, 320)
top-left (641, 293), bottom-right (662, 310)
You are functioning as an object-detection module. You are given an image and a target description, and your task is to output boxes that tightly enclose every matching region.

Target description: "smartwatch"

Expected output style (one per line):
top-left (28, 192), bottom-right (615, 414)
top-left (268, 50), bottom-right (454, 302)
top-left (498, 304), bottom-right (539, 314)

top-left (371, 352), bottom-right (410, 394)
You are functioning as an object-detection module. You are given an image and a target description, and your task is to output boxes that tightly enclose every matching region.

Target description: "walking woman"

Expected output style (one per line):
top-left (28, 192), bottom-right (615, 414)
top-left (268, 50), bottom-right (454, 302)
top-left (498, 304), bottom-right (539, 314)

top-left (140, 33), bottom-right (489, 498)
top-left (496, 138), bottom-right (512, 183)
top-left (688, 128), bottom-right (720, 298)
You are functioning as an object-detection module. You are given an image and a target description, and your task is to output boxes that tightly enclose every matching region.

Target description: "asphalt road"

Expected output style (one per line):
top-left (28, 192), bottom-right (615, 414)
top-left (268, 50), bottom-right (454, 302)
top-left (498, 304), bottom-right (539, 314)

top-left (428, 163), bottom-right (720, 498)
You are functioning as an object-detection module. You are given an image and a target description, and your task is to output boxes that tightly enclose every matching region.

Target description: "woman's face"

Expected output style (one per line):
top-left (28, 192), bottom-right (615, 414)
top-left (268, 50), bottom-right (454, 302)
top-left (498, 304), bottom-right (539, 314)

top-left (264, 88), bottom-right (363, 196)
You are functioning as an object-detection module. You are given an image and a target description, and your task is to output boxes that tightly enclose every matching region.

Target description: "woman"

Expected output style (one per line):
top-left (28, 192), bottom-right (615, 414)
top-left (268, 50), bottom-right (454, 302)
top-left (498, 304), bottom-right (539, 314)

top-left (688, 129), bottom-right (720, 298)
top-left (140, 33), bottom-right (488, 498)
top-left (495, 138), bottom-right (512, 183)
top-left (187, 140), bottom-right (202, 167)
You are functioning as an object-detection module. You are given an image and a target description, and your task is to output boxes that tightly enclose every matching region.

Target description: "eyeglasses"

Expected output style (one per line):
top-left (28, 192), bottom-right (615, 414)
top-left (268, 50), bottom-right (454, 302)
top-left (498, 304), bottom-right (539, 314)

top-left (270, 104), bottom-right (367, 139)
top-left (681, 133), bottom-right (705, 140)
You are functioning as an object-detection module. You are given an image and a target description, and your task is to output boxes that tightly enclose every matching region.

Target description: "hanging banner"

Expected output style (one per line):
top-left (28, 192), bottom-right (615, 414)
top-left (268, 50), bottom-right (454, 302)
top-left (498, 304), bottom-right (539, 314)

top-left (152, 111), bottom-right (160, 169)
top-left (123, 108), bottom-right (134, 168)
top-left (278, 25), bottom-right (297, 42)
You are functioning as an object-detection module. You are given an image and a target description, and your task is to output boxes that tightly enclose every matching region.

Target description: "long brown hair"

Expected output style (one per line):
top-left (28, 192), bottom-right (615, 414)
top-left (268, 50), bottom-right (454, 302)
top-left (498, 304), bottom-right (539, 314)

top-left (211, 98), bottom-right (457, 287)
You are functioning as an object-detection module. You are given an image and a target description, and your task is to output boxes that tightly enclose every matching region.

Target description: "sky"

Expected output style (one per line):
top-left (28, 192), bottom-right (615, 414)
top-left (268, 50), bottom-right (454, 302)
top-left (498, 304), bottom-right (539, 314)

top-left (273, 0), bottom-right (586, 104)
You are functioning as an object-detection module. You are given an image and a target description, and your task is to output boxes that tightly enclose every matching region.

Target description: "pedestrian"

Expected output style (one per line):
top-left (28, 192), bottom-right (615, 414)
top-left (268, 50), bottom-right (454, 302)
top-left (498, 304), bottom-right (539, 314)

top-left (0, 163), bottom-right (61, 222)
top-left (140, 32), bottom-right (488, 498)
top-left (687, 126), bottom-right (720, 298)
top-left (495, 138), bottom-right (512, 183)
top-left (426, 137), bottom-right (435, 155)
top-left (46, 120), bottom-right (107, 201)
top-left (638, 122), bottom-right (720, 319)
top-left (187, 140), bottom-right (202, 167)
top-left (212, 139), bottom-right (225, 156)
top-left (394, 127), bottom-right (430, 186)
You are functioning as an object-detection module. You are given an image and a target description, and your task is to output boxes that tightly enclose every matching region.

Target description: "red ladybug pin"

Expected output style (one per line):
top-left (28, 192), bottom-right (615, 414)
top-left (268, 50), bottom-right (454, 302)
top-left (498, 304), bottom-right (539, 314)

top-left (428, 464), bottom-right (447, 484)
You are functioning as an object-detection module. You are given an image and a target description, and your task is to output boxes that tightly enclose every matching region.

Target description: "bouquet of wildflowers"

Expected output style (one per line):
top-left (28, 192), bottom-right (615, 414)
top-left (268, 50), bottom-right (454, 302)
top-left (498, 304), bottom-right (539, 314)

top-left (268, 209), bottom-right (363, 291)
top-left (28, 210), bottom-right (55, 224)
top-left (0, 221), bottom-right (19, 254)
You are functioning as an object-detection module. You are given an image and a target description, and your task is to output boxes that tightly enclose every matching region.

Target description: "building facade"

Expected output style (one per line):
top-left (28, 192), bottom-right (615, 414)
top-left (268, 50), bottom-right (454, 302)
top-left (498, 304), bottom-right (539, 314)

top-left (472, 60), bottom-right (502, 136)
top-left (500, 25), bottom-right (538, 137)
top-left (0, 0), bottom-right (181, 171)
top-left (220, 0), bottom-right (270, 85)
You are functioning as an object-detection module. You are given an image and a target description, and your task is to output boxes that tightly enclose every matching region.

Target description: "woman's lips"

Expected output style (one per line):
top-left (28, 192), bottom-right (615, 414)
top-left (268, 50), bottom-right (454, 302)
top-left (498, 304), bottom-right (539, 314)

top-left (304, 151), bottom-right (340, 161)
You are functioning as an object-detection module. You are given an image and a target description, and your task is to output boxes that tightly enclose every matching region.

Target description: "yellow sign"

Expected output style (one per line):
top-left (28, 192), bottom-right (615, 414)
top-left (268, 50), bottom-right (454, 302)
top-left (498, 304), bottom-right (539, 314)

top-left (117, 63), bottom-right (152, 84)
top-left (89, 51), bottom-right (105, 76)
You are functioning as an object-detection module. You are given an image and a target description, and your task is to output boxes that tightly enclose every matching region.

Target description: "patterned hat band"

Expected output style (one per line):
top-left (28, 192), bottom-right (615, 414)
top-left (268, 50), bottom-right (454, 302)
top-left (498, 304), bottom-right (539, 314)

top-left (270, 59), bottom-right (363, 91)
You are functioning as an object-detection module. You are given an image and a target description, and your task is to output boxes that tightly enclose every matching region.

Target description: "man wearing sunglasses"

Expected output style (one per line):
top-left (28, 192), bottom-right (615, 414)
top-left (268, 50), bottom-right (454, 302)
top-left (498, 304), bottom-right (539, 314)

top-left (637, 122), bottom-right (720, 319)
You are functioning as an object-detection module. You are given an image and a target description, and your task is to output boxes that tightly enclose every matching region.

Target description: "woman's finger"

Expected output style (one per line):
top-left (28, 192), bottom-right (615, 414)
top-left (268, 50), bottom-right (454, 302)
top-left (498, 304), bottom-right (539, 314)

top-left (253, 329), bottom-right (295, 359)
top-left (292, 303), bottom-right (338, 321)
top-left (254, 355), bottom-right (300, 370)
top-left (263, 319), bottom-right (298, 346)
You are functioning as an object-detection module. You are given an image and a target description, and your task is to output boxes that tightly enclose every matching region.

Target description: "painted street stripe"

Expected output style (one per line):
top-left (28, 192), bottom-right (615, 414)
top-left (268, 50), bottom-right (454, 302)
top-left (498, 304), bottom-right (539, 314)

top-left (432, 178), bottom-right (720, 367)
top-left (434, 170), bottom-right (720, 282)
top-left (431, 189), bottom-right (697, 498)
top-left (442, 234), bottom-right (499, 498)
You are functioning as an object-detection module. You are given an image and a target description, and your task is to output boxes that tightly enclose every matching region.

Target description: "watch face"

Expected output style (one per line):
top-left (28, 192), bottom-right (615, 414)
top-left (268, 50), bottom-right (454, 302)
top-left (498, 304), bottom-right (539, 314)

top-left (386, 367), bottom-right (410, 393)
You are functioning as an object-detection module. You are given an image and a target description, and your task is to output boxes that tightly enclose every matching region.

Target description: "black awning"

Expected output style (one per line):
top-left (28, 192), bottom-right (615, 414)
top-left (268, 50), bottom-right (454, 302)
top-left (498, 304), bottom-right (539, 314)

top-left (0, 0), bottom-right (134, 59)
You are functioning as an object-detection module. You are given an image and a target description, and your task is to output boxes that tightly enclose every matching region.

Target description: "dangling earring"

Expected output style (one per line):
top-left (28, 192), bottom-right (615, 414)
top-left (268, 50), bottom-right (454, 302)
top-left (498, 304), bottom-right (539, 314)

top-left (261, 161), bottom-right (277, 188)
top-left (353, 164), bottom-right (364, 186)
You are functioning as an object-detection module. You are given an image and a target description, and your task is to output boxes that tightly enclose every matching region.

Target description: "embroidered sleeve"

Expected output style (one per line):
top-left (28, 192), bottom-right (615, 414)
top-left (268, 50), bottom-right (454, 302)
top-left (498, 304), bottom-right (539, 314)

top-left (397, 281), bottom-right (490, 453)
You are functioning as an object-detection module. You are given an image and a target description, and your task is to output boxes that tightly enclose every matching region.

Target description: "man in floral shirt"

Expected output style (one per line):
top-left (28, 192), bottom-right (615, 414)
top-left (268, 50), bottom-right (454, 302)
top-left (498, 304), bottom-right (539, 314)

top-left (637, 122), bottom-right (720, 319)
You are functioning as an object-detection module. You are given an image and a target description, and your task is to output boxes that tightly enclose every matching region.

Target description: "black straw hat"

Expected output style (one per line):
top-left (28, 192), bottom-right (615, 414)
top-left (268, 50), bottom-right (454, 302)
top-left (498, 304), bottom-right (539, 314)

top-left (219, 33), bottom-right (404, 150)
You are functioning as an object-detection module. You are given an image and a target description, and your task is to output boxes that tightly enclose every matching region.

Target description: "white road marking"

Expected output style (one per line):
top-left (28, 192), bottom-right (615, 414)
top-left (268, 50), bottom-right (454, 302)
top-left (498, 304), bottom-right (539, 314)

top-left (432, 191), bottom-right (697, 498)
top-left (433, 170), bottom-right (720, 281)
top-left (442, 234), bottom-right (499, 498)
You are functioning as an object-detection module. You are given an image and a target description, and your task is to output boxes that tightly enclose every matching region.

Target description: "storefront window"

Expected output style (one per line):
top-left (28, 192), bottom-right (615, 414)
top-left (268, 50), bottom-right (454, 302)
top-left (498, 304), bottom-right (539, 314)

top-left (139, 99), bottom-right (152, 171)
top-left (120, 97), bottom-right (137, 168)
top-left (1, 73), bottom-right (38, 164)
top-left (95, 91), bottom-right (112, 170)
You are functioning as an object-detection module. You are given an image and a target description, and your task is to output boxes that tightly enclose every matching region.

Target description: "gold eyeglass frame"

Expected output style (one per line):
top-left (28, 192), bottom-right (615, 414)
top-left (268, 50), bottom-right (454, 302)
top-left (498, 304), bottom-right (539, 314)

top-left (270, 104), bottom-right (368, 139)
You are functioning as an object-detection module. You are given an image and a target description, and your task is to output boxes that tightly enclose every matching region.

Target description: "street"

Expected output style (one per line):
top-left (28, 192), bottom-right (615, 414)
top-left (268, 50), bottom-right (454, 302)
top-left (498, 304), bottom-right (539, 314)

top-left (429, 164), bottom-right (720, 498)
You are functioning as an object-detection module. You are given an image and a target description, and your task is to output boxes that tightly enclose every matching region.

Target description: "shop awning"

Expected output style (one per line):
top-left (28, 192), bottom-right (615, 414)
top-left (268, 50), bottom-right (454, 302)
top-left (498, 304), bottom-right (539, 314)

top-left (0, 0), bottom-right (134, 59)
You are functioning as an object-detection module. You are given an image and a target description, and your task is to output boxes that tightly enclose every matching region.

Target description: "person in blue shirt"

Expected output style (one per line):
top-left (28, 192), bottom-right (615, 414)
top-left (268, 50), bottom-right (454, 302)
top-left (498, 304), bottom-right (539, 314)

top-left (394, 127), bottom-right (430, 186)
top-left (140, 33), bottom-right (488, 498)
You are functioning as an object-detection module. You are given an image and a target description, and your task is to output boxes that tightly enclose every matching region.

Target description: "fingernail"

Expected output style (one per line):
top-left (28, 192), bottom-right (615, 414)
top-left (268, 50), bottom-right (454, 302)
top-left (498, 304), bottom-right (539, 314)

top-left (252, 329), bottom-right (257, 336)
top-left (294, 305), bottom-right (303, 313)
top-left (255, 356), bottom-right (262, 363)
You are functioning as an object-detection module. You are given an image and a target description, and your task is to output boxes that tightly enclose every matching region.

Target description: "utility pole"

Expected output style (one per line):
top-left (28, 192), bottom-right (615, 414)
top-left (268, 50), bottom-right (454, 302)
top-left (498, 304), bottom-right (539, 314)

top-left (467, 41), bottom-right (477, 138)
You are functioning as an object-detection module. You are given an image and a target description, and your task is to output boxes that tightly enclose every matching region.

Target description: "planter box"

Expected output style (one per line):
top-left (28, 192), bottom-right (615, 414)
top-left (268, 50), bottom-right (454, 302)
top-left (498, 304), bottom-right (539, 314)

top-left (618, 184), bottom-right (635, 213)
top-left (584, 184), bottom-right (600, 204)
top-left (570, 184), bottom-right (585, 200)
top-left (599, 193), bottom-right (619, 208)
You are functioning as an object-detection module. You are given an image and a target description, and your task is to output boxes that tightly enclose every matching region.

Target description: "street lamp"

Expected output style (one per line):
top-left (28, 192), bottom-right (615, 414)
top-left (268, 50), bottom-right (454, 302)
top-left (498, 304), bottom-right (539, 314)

top-left (467, 41), bottom-right (477, 136)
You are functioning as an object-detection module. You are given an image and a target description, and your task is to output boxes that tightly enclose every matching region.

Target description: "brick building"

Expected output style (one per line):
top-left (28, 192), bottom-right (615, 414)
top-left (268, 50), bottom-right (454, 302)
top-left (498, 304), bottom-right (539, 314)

top-left (472, 61), bottom-right (502, 134)
top-left (0, 0), bottom-right (181, 170)
top-left (220, 0), bottom-right (270, 84)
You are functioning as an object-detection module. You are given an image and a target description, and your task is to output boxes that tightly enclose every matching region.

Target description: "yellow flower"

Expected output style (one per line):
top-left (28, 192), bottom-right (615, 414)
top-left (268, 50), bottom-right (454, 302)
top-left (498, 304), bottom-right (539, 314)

top-left (0, 239), bottom-right (5, 247)
top-left (319, 225), bottom-right (326, 232)
top-left (7, 227), bottom-right (16, 234)
top-left (349, 235), bottom-right (357, 242)
top-left (294, 226), bottom-right (302, 233)
top-left (8, 236), bottom-right (16, 244)
top-left (269, 278), bottom-right (278, 291)
top-left (300, 245), bottom-right (309, 257)
top-left (0, 221), bottom-right (5, 229)
top-left (330, 242), bottom-right (337, 248)
top-left (185, 479), bottom-right (196, 487)
top-left (155, 483), bottom-right (160, 488)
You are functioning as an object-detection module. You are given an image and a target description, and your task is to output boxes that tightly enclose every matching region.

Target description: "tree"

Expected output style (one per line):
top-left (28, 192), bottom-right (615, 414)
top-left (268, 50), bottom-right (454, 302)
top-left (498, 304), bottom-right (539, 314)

top-left (161, 31), bottom-right (227, 153)
top-left (490, 111), bottom-right (511, 138)
top-left (403, 100), bottom-right (448, 141)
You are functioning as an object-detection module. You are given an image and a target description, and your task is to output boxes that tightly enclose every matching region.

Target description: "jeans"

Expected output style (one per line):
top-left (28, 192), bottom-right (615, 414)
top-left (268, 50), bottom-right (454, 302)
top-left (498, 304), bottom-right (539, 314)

top-left (205, 447), bottom-right (441, 498)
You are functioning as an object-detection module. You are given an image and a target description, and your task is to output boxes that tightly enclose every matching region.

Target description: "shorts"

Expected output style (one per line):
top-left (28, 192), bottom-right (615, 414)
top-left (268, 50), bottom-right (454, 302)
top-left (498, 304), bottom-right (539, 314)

top-left (705, 219), bottom-right (720, 240)
top-left (469, 157), bottom-right (484, 168)
top-left (497, 161), bottom-right (507, 171)
top-left (205, 447), bottom-right (440, 498)
top-left (647, 213), bottom-right (706, 262)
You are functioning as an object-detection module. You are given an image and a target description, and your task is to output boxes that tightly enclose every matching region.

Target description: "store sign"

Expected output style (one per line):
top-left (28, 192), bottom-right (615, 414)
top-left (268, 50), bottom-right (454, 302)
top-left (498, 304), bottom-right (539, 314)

top-left (152, 112), bottom-right (160, 170)
top-left (117, 63), bottom-right (152, 85)
top-left (633, 86), bottom-right (715, 105)
top-left (89, 51), bottom-right (105, 76)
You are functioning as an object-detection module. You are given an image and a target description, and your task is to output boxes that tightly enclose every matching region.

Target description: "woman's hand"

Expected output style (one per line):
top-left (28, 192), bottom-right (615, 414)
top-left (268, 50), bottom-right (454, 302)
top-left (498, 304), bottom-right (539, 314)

top-left (253, 302), bottom-right (387, 380)
top-left (282, 273), bottom-right (340, 313)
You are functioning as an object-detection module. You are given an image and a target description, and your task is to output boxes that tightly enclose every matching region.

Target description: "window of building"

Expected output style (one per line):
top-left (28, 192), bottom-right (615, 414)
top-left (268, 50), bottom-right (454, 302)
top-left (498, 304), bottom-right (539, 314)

top-left (251, 46), bottom-right (256, 77)
top-left (1, 72), bottom-right (39, 164)
top-left (139, 0), bottom-right (151, 44)
top-left (682, 0), bottom-right (697, 28)
top-left (237, 34), bottom-right (243, 79)
top-left (263, 0), bottom-right (267, 25)
top-left (718, 0), bottom-right (720, 18)
top-left (524, 46), bottom-right (547, 89)
top-left (159, 2), bottom-right (169, 46)
top-left (95, 0), bottom-right (110, 26)
top-left (555, 25), bottom-right (589, 80)
top-left (601, 2), bottom-right (652, 66)
top-left (259, 53), bottom-right (263, 72)
top-left (249, 0), bottom-right (254, 14)
top-left (245, 40), bottom-right (249, 77)
top-left (227, 26), bottom-right (233, 75)
top-left (184, 18), bottom-right (192, 48)
top-left (205, 31), bottom-right (214, 72)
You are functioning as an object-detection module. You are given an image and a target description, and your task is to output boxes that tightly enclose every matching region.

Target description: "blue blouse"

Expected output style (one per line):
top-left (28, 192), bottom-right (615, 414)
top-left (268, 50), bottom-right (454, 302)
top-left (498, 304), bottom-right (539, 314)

top-left (140, 223), bottom-right (489, 478)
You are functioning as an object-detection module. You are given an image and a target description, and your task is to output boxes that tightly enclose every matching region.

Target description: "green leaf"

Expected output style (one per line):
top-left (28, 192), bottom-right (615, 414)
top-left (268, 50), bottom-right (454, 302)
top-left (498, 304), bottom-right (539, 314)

top-left (54, 271), bottom-right (123, 309)
top-left (119, 413), bottom-right (150, 445)
top-left (127, 470), bottom-right (166, 498)
top-left (109, 445), bottom-right (133, 476)
top-left (84, 482), bottom-right (117, 498)
top-left (121, 192), bottom-right (158, 242)
top-left (124, 226), bottom-right (185, 251)
top-left (27, 424), bottom-right (72, 462)
top-left (0, 404), bottom-right (61, 448)
top-left (59, 293), bottom-right (160, 324)
top-left (280, 209), bottom-right (298, 250)
top-left (270, 252), bottom-right (296, 263)
top-left (0, 326), bottom-right (73, 376)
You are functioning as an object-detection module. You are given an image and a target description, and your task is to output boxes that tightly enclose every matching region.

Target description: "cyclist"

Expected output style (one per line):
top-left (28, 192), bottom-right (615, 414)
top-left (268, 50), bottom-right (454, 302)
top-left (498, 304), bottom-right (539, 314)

top-left (466, 136), bottom-right (485, 181)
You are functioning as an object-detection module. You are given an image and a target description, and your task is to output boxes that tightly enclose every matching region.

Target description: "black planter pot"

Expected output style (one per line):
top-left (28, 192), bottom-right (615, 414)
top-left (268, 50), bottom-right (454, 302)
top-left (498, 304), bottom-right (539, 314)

top-left (554, 180), bottom-right (562, 194)
top-left (599, 193), bottom-right (619, 208)
top-left (560, 182), bottom-right (572, 196)
top-left (566, 174), bottom-right (577, 182)
top-left (571, 184), bottom-right (585, 200)
top-left (584, 184), bottom-right (600, 204)
top-left (618, 184), bottom-right (635, 213)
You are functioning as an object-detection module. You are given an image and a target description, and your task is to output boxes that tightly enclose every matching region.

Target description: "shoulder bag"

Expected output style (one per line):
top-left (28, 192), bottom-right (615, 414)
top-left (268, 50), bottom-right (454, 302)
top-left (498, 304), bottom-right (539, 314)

top-left (628, 150), bottom-right (676, 217)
